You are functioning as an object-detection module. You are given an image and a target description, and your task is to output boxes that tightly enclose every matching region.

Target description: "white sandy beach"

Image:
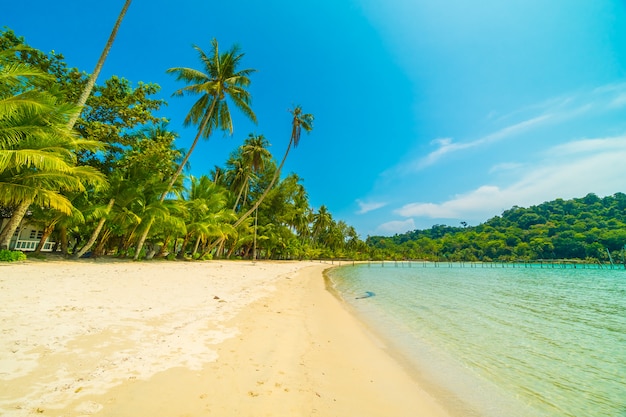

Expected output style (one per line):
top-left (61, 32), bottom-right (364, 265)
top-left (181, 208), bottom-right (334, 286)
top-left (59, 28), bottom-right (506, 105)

top-left (0, 259), bottom-right (450, 417)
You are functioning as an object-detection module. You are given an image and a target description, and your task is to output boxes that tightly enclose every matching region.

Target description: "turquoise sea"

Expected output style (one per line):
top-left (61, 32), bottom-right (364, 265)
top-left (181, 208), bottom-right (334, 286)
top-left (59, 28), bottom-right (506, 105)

top-left (326, 262), bottom-right (626, 417)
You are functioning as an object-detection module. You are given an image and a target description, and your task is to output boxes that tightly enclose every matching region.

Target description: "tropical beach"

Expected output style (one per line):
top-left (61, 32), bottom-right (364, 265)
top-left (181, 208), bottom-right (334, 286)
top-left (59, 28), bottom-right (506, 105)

top-left (0, 259), bottom-right (450, 417)
top-left (3, 2), bottom-right (626, 417)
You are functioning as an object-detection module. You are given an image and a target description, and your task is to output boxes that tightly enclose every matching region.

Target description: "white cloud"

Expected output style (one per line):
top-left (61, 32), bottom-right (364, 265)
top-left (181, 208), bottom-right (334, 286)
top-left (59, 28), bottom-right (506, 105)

top-left (396, 185), bottom-right (502, 219)
top-left (397, 83), bottom-right (626, 173)
top-left (356, 199), bottom-right (387, 214)
top-left (403, 114), bottom-right (552, 172)
top-left (376, 218), bottom-right (416, 235)
top-left (548, 136), bottom-right (626, 155)
top-left (395, 135), bottom-right (626, 223)
top-left (489, 162), bottom-right (524, 173)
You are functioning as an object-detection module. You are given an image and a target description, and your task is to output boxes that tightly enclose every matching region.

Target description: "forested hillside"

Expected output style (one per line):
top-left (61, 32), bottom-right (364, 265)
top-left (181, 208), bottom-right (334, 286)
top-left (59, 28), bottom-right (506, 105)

top-left (366, 193), bottom-right (626, 262)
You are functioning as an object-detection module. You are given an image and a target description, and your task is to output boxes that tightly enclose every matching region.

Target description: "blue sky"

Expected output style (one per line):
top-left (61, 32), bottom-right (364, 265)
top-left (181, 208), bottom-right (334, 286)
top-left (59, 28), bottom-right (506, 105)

top-left (5, 0), bottom-right (626, 237)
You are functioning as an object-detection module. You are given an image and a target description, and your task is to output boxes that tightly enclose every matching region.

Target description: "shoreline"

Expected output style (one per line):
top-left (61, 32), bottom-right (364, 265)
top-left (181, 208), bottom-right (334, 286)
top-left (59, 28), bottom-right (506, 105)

top-left (0, 259), bottom-right (450, 416)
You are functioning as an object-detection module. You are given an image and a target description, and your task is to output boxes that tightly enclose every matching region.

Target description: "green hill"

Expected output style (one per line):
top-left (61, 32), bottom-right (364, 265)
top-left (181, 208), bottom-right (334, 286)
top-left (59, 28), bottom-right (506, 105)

top-left (366, 193), bottom-right (626, 262)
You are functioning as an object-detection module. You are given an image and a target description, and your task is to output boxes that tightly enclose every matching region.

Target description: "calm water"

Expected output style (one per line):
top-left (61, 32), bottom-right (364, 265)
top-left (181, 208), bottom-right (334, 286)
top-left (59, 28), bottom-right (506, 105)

top-left (327, 263), bottom-right (626, 417)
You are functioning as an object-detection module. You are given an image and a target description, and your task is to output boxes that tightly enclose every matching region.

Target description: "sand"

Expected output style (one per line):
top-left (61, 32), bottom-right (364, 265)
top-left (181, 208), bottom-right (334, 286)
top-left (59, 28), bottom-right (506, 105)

top-left (0, 259), bottom-right (450, 417)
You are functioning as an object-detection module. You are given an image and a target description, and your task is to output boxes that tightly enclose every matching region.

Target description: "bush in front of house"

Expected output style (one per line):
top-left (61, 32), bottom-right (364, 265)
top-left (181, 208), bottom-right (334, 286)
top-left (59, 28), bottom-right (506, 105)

top-left (0, 249), bottom-right (27, 262)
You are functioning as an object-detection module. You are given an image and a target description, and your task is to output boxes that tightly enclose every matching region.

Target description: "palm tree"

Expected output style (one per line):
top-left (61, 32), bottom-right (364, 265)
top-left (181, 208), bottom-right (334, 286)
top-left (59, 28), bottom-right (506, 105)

top-left (30, 204), bottom-right (84, 255)
top-left (312, 205), bottom-right (333, 242)
top-left (66, 0), bottom-right (133, 129)
top-left (0, 53), bottom-right (107, 249)
top-left (133, 39), bottom-right (256, 259)
top-left (163, 39), bottom-right (256, 199)
top-left (73, 122), bottom-right (180, 259)
top-left (233, 106), bottom-right (313, 228)
top-left (177, 175), bottom-right (235, 258)
top-left (227, 133), bottom-right (270, 211)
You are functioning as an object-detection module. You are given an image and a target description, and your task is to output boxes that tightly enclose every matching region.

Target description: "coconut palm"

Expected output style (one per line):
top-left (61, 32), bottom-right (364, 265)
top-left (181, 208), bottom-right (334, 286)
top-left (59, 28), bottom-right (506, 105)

top-left (0, 54), bottom-right (107, 249)
top-left (163, 39), bottom-right (256, 199)
top-left (227, 133), bottom-right (270, 211)
top-left (233, 106), bottom-right (313, 228)
top-left (133, 39), bottom-right (256, 259)
top-left (73, 122), bottom-right (180, 258)
top-left (176, 175), bottom-right (235, 258)
top-left (312, 205), bottom-right (333, 242)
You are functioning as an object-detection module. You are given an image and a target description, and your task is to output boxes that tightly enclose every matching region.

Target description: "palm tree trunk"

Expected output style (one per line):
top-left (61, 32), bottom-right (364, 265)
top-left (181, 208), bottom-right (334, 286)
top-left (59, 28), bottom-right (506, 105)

top-left (177, 234), bottom-right (191, 259)
top-left (208, 138), bottom-right (294, 251)
top-left (59, 226), bottom-right (69, 255)
top-left (133, 217), bottom-right (154, 260)
top-left (161, 101), bottom-right (217, 202)
top-left (192, 235), bottom-right (202, 256)
top-left (156, 235), bottom-right (171, 258)
top-left (94, 228), bottom-right (112, 256)
top-left (134, 100), bottom-right (217, 259)
top-left (73, 198), bottom-right (115, 259)
top-left (0, 199), bottom-right (32, 250)
top-left (232, 177), bottom-right (248, 211)
top-left (67, 0), bottom-right (132, 129)
top-left (33, 223), bottom-right (56, 254)
top-left (234, 138), bottom-right (293, 228)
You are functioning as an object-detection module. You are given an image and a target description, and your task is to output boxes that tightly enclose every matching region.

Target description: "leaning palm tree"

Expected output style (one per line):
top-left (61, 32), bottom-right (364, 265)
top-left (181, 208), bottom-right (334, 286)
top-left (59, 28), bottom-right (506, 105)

top-left (66, 0), bottom-right (132, 129)
top-left (233, 106), bottom-right (313, 228)
top-left (206, 107), bottom-right (313, 255)
top-left (0, 55), bottom-right (107, 249)
top-left (133, 39), bottom-right (256, 259)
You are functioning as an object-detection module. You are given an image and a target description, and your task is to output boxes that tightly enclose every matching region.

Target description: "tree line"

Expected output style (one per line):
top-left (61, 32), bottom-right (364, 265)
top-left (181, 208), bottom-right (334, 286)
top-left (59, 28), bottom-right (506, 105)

top-left (0, 27), bottom-right (368, 260)
top-left (367, 193), bottom-right (626, 263)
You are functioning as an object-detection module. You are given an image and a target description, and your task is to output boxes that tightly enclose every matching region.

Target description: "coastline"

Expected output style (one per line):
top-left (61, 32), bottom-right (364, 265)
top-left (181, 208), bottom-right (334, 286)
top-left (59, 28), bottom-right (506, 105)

top-left (0, 259), bottom-right (450, 417)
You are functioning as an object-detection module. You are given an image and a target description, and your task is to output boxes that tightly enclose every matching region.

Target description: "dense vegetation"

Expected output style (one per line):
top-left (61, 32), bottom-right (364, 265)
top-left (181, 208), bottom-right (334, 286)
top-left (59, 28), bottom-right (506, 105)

top-left (367, 193), bottom-right (626, 263)
top-left (2, 23), bottom-right (624, 264)
top-left (0, 28), bottom-right (367, 260)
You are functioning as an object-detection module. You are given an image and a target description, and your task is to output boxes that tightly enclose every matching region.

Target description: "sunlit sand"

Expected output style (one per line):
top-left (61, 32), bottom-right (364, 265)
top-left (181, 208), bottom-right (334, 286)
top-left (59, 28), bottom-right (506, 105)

top-left (0, 259), bottom-right (449, 416)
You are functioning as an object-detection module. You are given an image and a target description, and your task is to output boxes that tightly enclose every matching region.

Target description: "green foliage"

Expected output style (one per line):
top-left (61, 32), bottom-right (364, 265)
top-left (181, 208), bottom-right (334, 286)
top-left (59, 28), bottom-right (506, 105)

top-left (0, 249), bottom-right (27, 262)
top-left (367, 193), bottom-right (626, 262)
top-left (0, 28), bottom-right (365, 261)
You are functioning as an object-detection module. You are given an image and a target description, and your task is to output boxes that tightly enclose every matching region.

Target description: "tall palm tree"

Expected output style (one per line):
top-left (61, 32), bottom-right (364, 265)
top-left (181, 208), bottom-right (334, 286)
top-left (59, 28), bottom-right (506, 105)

top-left (233, 106), bottom-right (313, 228)
top-left (133, 39), bottom-right (256, 259)
top-left (163, 39), bottom-right (256, 200)
top-left (0, 53), bottom-right (107, 249)
top-left (312, 205), bottom-right (333, 241)
top-left (66, 0), bottom-right (132, 129)
top-left (228, 133), bottom-right (270, 211)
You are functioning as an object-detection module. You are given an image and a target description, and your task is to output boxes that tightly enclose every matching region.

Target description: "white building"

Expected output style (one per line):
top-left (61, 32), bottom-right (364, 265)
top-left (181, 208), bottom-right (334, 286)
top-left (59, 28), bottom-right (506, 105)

top-left (0, 218), bottom-right (56, 252)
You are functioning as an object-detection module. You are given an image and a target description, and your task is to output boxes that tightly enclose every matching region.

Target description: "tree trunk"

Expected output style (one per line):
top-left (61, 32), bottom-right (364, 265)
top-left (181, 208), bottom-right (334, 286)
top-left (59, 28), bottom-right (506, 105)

top-left (133, 217), bottom-right (154, 260)
top-left (208, 138), bottom-right (294, 251)
top-left (135, 101), bottom-right (217, 259)
top-left (73, 198), bottom-right (115, 259)
top-left (162, 100), bottom-right (217, 202)
top-left (156, 235), bottom-right (171, 258)
top-left (234, 138), bottom-right (293, 228)
top-left (33, 223), bottom-right (56, 254)
top-left (192, 235), bottom-right (202, 257)
top-left (94, 228), bottom-right (112, 256)
top-left (59, 226), bottom-right (69, 255)
top-left (0, 200), bottom-right (31, 250)
top-left (67, 0), bottom-right (132, 129)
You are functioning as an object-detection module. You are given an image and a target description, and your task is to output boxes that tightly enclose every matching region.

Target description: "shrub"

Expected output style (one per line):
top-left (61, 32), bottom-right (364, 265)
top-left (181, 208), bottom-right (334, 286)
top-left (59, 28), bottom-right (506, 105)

top-left (0, 249), bottom-right (27, 262)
